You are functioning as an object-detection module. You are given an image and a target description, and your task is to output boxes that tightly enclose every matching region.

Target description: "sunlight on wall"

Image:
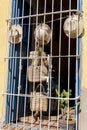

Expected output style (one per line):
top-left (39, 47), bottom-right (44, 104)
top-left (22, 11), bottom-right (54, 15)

top-left (0, 0), bottom-right (11, 121)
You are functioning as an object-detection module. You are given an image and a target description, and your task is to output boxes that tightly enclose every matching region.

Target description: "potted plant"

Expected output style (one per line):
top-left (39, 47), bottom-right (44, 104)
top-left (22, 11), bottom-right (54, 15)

top-left (55, 89), bottom-right (79, 130)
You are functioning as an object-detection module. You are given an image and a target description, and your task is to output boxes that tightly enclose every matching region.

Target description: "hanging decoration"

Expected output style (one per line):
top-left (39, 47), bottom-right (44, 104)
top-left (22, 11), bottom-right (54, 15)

top-left (34, 23), bottom-right (52, 45)
top-left (8, 24), bottom-right (22, 44)
top-left (27, 50), bottom-right (48, 82)
top-left (30, 84), bottom-right (48, 112)
top-left (27, 23), bottom-right (51, 82)
top-left (63, 14), bottom-right (83, 38)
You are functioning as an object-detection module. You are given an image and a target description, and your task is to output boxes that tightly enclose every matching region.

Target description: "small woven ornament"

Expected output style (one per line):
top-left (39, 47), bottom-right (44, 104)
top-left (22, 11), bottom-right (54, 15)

top-left (63, 14), bottom-right (83, 38)
top-left (34, 23), bottom-right (52, 45)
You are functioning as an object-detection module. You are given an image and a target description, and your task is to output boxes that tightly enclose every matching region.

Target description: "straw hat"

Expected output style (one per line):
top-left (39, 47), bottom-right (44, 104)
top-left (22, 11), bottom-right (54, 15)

top-left (34, 23), bottom-right (52, 45)
top-left (63, 14), bottom-right (83, 38)
top-left (8, 24), bottom-right (22, 44)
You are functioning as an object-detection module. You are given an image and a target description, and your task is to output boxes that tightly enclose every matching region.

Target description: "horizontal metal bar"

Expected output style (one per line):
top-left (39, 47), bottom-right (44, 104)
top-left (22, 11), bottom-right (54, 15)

top-left (6, 9), bottom-right (79, 21)
top-left (4, 55), bottom-right (80, 60)
top-left (1, 92), bottom-right (80, 100)
top-left (3, 123), bottom-right (25, 129)
top-left (6, 122), bottom-right (58, 129)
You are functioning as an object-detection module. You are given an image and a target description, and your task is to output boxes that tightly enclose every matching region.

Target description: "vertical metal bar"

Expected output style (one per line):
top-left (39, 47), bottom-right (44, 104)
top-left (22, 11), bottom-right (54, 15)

top-left (7, 0), bottom-right (18, 128)
top-left (31, 0), bottom-right (39, 129)
top-left (78, 0), bottom-right (82, 130)
top-left (39, 0), bottom-right (47, 129)
top-left (66, 0), bottom-right (71, 129)
top-left (48, 1), bottom-right (54, 130)
top-left (75, 28), bottom-right (79, 130)
top-left (57, 0), bottom-right (62, 129)
top-left (76, 1), bottom-right (81, 130)
top-left (11, 0), bottom-right (19, 123)
top-left (23, 0), bottom-right (32, 129)
top-left (15, 0), bottom-right (25, 129)
top-left (42, 0), bottom-right (47, 48)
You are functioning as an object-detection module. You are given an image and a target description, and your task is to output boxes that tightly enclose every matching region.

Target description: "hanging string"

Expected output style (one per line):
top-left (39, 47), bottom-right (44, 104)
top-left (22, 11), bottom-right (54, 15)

top-left (7, 16), bottom-right (68, 26)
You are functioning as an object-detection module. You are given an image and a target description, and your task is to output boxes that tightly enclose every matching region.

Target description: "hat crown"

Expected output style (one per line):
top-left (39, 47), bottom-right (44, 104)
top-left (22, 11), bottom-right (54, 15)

top-left (63, 14), bottom-right (83, 38)
top-left (8, 24), bottom-right (22, 44)
top-left (11, 29), bottom-right (19, 37)
top-left (34, 23), bottom-right (52, 45)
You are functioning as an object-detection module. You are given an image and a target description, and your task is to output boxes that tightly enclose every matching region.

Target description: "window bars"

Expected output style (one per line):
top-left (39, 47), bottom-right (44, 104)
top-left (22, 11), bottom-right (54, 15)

top-left (1, 0), bottom-right (82, 130)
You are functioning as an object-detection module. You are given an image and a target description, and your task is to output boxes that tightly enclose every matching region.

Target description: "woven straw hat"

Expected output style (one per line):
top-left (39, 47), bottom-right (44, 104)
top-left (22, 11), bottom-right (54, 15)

top-left (63, 14), bottom-right (83, 38)
top-left (8, 24), bottom-right (22, 44)
top-left (34, 23), bottom-right (52, 45)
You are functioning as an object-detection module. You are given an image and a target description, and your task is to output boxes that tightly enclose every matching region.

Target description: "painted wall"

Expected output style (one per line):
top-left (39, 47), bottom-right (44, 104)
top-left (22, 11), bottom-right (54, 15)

top-left (80, 1), bottom-right (87, 129)
top-left (0, 0), bottom-right (11, 120)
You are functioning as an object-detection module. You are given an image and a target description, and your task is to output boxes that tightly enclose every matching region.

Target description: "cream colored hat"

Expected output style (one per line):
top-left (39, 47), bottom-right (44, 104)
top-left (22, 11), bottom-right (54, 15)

top-left (34, 23), bottom-right (52, 45)
top-left (63, 14), bottom-right (83, 38)
top-left (8, 24), bottom-right (22, 44)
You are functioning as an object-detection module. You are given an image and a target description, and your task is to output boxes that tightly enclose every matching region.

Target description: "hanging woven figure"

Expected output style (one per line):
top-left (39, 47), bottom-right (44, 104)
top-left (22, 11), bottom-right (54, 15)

top-left (27, 48), bottom-right (48, 82)
top-left (27, 23), bottom-right (52, 82)
top-left (27, 23), bottom-right (52, 120)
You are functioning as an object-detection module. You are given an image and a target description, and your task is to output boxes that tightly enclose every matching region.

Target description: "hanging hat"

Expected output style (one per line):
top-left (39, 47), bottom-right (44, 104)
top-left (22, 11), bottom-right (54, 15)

top-left (63, 14), bottom-right (83, 38)
top-left (8, 24), bottom-right (22, 44)
top-left (34, 23), bottom-right (52, 45)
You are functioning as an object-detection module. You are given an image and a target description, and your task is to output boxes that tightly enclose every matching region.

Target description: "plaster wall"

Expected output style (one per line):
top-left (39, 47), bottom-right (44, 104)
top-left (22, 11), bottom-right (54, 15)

top-left (0, 0), bottom-right (11, 120)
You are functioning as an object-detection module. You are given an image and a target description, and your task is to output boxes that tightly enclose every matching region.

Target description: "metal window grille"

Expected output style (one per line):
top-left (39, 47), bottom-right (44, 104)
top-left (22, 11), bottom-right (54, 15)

top-left (1, 0), bottom-right (82, 130)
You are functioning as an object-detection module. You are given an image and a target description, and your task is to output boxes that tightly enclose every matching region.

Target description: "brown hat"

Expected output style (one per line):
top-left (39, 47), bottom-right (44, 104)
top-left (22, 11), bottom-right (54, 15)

top-left (34, 23), bottom-right (52, 45)
top-left (8, 24), bottom-right (22, 44)
top-left (63, 14), bottom-right (83, 38)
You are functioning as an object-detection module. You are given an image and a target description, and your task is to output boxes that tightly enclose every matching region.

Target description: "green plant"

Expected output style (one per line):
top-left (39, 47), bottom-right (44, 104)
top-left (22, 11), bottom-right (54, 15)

top-left (55, 89), bottom-right (74, 120)
top-left (60, 89), bottom-right (72, 116)
top-left (55, 88), bottom-right (80, 121)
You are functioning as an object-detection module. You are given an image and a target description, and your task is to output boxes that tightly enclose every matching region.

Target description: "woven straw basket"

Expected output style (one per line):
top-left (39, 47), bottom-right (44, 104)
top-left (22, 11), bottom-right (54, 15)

top-left (27, 65), bottom-right (48, 82)
top-left (30, 84), bottom-right (48, 111)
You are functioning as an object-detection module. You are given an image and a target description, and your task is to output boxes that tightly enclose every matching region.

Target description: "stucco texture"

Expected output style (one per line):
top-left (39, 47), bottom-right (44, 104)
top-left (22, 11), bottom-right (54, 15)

top-left (0, 0), bottom-right (11, 120)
